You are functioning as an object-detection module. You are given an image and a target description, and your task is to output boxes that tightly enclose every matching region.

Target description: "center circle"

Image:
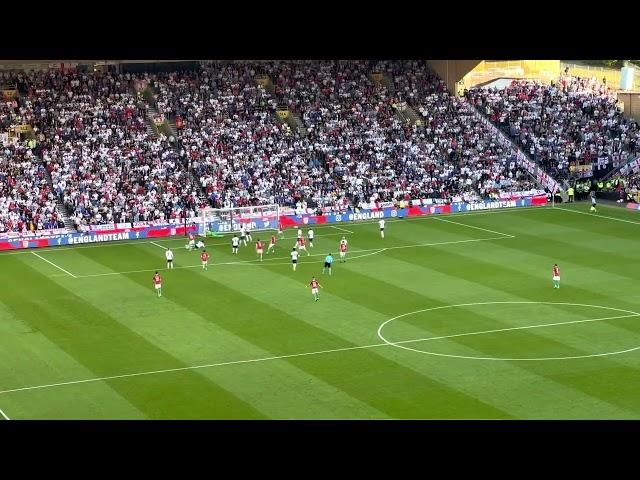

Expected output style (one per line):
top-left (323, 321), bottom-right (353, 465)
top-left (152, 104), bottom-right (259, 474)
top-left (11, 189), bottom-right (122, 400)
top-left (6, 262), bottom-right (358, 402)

top-left (377, 302), bottom-right (640, 361)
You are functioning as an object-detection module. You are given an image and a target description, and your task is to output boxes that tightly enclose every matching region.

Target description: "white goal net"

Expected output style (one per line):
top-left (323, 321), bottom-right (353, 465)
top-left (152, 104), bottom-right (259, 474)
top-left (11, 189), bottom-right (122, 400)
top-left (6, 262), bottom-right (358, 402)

top-left (195, 204), bottom-right (280, 237)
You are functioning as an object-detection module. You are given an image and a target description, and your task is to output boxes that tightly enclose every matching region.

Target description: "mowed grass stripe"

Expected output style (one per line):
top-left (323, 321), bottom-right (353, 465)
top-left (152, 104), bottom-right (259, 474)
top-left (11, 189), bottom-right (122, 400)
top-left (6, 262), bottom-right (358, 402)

top-left (45, 249), bottom-right (388, 419)
top-left (211, 249), bottom-right (636, 418)
top-left (312, 255), bottom-right (639, 418)
top-left (77, 244), bottom-right (512, 419)
top-left (422, 226), bottom-right (640, 313)
top-left (0, 302), bottom-right (147, 419)
top-left (0, 256), bottom-right (265, 419)
top-left (210, 250), bottom-right (526, 419)
top-left (342, 255), bottom-right (638, 418)
top-left (390, 243), bottom-right (640, 415)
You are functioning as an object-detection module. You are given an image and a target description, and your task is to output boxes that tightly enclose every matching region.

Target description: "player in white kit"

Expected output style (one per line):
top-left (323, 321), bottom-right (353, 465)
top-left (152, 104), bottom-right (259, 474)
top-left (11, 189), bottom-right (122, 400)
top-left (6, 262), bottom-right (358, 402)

top-left (186, 233), bottom-right (196, 250)
top-left (308, 228), bottom-right (314, 248)
top-left (379, 219), bottom-right (385, 238)
top-left (165, 248), bottom-right (174, 269)
top-left (245, 224), bottom-right (253, 242)
top-left (240, 224), bottom-right (248, 246)
top-left (291, 247), bottom-right (299, 271)
top-left (231, 234), bottom-right (240, 254)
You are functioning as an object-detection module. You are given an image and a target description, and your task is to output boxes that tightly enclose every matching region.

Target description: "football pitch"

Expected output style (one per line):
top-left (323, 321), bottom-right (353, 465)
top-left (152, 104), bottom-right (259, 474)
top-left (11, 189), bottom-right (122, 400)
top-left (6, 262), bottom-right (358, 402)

top-left (1, 202), bottom-right (640, 419)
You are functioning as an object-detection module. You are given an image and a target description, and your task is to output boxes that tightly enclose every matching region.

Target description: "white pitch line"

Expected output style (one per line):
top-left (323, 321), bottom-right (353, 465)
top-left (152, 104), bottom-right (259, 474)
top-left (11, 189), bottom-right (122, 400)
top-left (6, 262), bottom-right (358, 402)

top-left (150, 241), bottom-right (168, 250)
top-left (392, 313), bottom-right (640, 346)
top-left (1, 309), bottom-right (638, 396)
top-left (0, 407), bottom-right (9, 420)
top-left (49, 236), bottom-right (511, 279)
top-left (31, 252), bottom-right (77, 278)
top-left (331, 225), bottom-right (354, 234)
top-left (0, 342), bottom-right (392, 396)
top-left (555, 207), bottom-right (640, 226)
top-left (434, 217), bottom-right (514, 238)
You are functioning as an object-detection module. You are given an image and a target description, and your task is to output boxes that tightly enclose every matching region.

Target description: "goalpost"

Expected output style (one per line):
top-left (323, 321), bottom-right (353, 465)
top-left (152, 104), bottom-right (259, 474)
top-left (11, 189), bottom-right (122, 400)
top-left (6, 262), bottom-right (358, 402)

top-left (195, 204), bottom-right (281, 237)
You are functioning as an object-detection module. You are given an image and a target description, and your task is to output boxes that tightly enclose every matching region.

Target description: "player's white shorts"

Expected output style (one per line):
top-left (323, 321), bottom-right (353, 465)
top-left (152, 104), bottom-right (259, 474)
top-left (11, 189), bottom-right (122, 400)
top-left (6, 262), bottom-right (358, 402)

top-left (298, 245), bottom-right (307, 250)
top-left (155, 284), bottom-right (161, 290)
top-left (256, 249), bottom-right (263, 254)
top-left (553, 275), bottom-right (560, 281)
top-left (311, 288), bottom-right (318, 295)
top-left (202, 261), bottom-right (208, 265)
top-left (340, 251), bottom-right (346, 257)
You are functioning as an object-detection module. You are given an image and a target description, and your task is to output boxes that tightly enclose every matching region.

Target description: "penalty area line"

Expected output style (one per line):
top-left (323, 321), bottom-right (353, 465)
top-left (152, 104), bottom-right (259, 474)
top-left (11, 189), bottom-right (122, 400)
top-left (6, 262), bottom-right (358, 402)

top-left (434, 217), bottom-right (515, 238)
top-left (31, 252), bottom-right (77, 278)
top-left (48, 235), bottom-right (512, 278)
top-left (331, 225), bottom-right (355, 234)
top-left (0, 407), bottom-right (9, 420)
top-left (150, 241), bottom-right (168, 250)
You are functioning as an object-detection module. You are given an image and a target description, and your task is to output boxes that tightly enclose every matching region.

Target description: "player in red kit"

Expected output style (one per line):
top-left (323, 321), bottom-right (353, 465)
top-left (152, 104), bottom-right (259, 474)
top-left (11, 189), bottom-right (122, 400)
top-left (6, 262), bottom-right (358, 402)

top-left (552, 264), bottom-right (560, 289)
top-left (267, 235), bottom-right (277, 254)
top-left (278, 223), bottom-right (284, 238)
top-left (153, 271), bottom-right (162, 297)
top-left (339, 241), bottom-right (348, 262)
top-left (308, 277), bottom-right (323, 301)
top-left (201, 250), bottom-right (209, 270)
top-left (297, 236), bottom-right (310, 256)
top-left (256, 239), bottom-right (264, 261)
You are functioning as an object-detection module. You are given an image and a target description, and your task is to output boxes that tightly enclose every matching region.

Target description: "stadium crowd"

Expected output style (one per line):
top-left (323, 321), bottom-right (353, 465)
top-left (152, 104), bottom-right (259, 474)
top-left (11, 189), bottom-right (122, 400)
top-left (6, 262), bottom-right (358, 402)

top-left (9, 70), bottom-right (204, 230)
top-left (9, 63), bottom-right (640, 234)
top-left (467, 76), bottom-right (640, 180)
top-left (0, 142), bottom-right (64, 234)
top-left (148, 61), bottom-right (537, 212)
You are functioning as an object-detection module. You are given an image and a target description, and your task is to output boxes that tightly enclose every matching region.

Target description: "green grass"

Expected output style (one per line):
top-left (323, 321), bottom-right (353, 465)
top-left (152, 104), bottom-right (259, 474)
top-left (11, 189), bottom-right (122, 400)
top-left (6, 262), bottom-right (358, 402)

top-left (1, 202), bottom-right (640, 419)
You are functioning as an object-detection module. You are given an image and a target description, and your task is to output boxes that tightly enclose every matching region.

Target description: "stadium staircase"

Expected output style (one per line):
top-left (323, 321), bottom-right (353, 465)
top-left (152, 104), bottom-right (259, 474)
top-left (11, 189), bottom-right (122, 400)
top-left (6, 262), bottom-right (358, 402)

top-left (137, 90), bottom-right (209, 206)
top-left (255, 74), bottom-right (307, 137)
top-left (10, 88), bottom-right (77, 231)
top-left (40, 163), bottom-right (76, 230)
top-left (467, 100), bottom-right (568, 201)
top-left (371, 71), bottom-right (422, 126)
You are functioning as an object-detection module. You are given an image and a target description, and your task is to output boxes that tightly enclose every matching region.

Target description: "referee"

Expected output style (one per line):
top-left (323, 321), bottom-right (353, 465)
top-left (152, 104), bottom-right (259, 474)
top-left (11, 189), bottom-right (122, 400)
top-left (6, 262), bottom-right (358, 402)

top-left (323, 253), bottom-right (334, 276)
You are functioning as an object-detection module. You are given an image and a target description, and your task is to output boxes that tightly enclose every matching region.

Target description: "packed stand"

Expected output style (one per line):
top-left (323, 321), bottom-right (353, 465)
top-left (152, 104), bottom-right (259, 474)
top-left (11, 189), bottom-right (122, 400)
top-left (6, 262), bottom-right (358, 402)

top-left (0, 143), bottom-right (64, 234)
top-left (22, 71), bottom-right (202, 229)
top-left (466, 76), bottom-right (640, 181)
top-left (150, 64), bottom-right (342, 210)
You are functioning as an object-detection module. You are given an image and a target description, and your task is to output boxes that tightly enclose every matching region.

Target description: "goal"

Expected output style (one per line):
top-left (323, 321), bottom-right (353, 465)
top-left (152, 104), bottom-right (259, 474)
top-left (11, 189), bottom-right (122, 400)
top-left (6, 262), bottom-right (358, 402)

top-left (195, 204), bottom-right (281, 237)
